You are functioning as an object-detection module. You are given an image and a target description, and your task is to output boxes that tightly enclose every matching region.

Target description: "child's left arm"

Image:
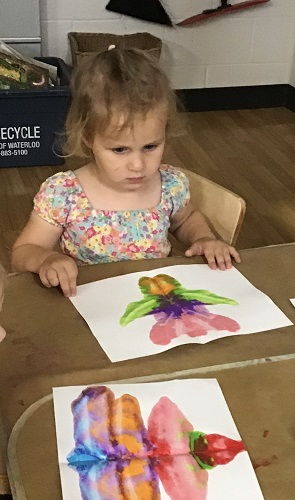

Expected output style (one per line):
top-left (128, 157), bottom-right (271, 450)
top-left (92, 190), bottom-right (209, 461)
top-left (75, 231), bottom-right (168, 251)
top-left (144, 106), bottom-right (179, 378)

top-left (170, 202), bottom-right (241, 270)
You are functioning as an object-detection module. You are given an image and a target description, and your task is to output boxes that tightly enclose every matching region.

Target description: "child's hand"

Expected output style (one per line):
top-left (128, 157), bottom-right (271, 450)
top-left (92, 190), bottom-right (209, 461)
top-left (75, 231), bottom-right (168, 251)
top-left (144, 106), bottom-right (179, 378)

top-left (38, 254), bottom-right (78, 297)
top-left (185, 237), bottom-right (241, 270)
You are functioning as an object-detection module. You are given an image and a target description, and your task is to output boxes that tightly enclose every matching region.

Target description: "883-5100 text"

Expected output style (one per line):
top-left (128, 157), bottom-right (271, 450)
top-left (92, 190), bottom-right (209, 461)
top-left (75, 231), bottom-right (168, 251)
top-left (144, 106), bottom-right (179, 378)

top-left (1, 149), bottom-right (28, 156)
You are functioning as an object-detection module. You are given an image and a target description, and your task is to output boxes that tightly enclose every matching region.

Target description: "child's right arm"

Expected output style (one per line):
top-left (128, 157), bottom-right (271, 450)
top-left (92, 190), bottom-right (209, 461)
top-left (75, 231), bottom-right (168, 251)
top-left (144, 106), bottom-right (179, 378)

top-left (12, 211), bottom-right (78, 297)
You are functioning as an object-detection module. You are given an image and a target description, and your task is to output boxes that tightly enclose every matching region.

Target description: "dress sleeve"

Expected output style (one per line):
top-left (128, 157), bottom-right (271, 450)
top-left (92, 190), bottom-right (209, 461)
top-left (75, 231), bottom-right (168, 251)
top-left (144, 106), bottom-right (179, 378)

top-left (163, 166), bottom-right (190, 216)
top-left (33, 171), bottom-right (73, 227)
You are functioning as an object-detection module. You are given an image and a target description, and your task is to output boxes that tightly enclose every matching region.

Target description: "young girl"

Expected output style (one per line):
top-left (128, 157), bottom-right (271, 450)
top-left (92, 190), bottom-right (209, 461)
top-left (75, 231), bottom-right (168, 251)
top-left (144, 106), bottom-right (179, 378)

top-left (12, 47), bottom-right (240, 298)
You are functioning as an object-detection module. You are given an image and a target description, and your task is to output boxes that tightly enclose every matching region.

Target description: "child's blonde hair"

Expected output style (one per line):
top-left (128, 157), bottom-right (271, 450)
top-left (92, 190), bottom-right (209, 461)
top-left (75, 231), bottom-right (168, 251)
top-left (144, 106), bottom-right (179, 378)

top-left (64, 47), bottom-right (183, 160)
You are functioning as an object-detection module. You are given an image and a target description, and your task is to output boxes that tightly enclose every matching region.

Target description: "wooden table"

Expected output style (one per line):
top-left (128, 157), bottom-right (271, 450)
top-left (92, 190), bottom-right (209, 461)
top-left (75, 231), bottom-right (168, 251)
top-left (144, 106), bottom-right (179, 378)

top-left (1, 245), bottom-right (295, 498)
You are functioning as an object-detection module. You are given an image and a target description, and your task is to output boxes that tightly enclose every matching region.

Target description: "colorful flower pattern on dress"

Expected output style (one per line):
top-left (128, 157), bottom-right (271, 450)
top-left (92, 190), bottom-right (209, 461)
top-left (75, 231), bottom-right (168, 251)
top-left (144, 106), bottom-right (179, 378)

top-left (67, 386), bottom-right (246, 499)
top-left (33, 165), bottom-right (190, 265)
top-left (120, 274), bottom-right (240, 345)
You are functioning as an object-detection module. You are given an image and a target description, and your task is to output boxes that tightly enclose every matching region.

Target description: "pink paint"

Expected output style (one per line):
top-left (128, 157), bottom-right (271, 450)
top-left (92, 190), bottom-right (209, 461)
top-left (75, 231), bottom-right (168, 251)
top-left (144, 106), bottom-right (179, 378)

top-left (156, 455), bottom-right (208, 500)
top-left (149, 312), bottom-right (240, 345)
top-left (148, 397), bottom-right (208, 499)
top-left (148, 396), bottom-right (193, 455)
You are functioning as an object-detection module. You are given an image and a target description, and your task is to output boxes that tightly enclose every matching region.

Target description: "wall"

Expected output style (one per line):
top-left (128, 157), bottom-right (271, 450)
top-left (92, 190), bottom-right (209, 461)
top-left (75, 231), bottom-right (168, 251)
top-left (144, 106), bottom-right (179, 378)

top-left (0, 0), bottom-right (41, 57)
top-left (40, 0), bottom-right (295, 89)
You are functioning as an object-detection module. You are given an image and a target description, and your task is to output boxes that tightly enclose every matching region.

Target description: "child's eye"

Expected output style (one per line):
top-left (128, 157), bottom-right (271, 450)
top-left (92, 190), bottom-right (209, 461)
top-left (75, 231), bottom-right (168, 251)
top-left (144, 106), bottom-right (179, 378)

top-left (112, 147), bottom-right (127, 154)
top-left (143, 144), bottom-right (157, 151)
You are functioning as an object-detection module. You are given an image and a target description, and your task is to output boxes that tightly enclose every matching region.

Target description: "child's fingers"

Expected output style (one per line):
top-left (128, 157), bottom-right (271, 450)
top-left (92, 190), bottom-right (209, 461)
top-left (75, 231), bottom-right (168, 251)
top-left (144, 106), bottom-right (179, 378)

top-left (204, 247), bottom-right (232, 271)
top-left (185, 241), bottom-right (241, 271)
top-left (39, 256), bottom-right (78, 296)
top-left (59, 276), bottom-right (74, 297)
top-left (214, 251), bottom-right (228, 270)
top-left (221, 249), bottom-right (233, 269)
top-left (185, 242), bottom-right (203, 257)
top-left (40, 266), bottom-right (77, 297)
top-left (203, 248), bottom-right (218, 270)
top-left (57, 267), bottom-right (77, 297)
top-left (66, 273), bottom-right (77, 297)
top-left (229, 247), bottom-right (241, 263)
top-left (40, 268), bottom-right (58, 288)
top-left (46, 268), bottom-right (61, 287)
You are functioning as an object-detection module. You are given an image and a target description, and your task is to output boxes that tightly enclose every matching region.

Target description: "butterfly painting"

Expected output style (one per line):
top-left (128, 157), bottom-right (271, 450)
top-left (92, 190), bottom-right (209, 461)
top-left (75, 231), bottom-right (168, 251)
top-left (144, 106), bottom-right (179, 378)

top-left (120, 274), bottom-right (240, 345)
top-left (53, 379), bottom-right (264, 499)
top-left (67, 386), bottom-right (246, 499)
top-left (70, 264), bottom-right (292, 361)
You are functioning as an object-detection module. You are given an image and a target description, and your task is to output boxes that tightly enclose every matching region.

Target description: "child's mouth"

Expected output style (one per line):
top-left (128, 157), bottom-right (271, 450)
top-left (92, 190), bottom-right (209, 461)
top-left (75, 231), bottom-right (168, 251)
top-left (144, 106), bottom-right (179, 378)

top-left (127, 177), bottom-right (144, 183)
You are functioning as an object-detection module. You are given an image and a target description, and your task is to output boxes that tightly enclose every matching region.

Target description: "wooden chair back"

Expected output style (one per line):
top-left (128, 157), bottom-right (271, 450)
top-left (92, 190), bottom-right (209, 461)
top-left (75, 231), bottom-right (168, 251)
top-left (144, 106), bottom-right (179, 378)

top-left (169, 169), bottom-right (246, 255)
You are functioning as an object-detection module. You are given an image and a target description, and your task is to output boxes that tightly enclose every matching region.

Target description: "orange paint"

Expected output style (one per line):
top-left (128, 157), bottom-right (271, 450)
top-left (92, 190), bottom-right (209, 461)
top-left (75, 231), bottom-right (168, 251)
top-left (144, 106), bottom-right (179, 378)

top-left (139, 275), bottom-right (176, 296)
top-left (116, 434), bottom-right (143, 454)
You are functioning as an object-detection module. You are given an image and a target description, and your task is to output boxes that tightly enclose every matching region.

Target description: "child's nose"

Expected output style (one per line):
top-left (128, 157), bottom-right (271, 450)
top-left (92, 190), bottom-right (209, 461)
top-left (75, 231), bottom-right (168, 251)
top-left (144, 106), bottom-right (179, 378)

top-left (129, 153), bottom-right (145, 172)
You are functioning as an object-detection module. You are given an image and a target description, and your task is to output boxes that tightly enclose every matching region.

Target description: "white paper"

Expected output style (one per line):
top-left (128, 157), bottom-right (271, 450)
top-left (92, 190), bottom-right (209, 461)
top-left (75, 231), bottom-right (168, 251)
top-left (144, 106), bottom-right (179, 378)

top-left (70, 264), bottom-right (292, 362)
top-left (53, 379), bottom-right (264, 500)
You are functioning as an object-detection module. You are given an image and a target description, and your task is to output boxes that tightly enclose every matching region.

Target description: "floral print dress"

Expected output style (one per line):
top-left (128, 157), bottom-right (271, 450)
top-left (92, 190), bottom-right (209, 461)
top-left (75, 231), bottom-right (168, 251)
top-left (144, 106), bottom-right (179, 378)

top-left (33, 165), bottom-right (190, 265)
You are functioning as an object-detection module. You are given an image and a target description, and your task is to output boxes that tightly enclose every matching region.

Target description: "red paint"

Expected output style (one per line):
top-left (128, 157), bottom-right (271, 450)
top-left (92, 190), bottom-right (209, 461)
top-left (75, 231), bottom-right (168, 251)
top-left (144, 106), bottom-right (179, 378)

top-left (192, 433), bottom-right (246, 467)
top-left (263, 430), bottom-right (269, 438)
top-left (252, 455), bottom-right (278, 470)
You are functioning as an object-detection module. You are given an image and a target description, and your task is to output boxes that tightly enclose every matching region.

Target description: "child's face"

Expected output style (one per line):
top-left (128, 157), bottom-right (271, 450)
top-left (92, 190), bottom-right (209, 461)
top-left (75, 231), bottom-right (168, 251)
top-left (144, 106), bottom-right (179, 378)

top-left (89, 108), bottom-right (167, 191)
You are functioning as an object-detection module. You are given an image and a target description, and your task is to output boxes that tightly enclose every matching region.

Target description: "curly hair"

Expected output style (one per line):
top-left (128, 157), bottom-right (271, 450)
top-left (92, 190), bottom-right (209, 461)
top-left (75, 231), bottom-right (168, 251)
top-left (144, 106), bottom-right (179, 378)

top-left (63, 47), bottom-right (184, 160)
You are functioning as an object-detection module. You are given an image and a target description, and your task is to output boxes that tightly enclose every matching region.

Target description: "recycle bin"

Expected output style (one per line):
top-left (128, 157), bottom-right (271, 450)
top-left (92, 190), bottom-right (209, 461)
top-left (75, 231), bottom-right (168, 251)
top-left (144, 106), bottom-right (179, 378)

top-left (0, 57), bottom-right (71, 168)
